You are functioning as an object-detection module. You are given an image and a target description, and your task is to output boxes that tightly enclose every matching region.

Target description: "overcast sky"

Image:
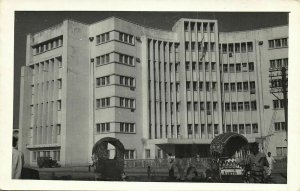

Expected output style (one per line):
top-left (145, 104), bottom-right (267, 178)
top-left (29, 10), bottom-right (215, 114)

top-left (13, 11), bottom-right (288, 129)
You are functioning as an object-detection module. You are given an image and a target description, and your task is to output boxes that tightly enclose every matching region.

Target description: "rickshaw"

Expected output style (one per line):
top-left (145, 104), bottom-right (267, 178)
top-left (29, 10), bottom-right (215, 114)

top-left (209, 132), bottom-right (249, 183)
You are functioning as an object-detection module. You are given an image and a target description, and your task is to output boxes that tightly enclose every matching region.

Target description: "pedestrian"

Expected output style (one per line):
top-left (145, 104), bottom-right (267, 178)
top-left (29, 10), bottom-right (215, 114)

top-left (12, 136), bottom-right (24, 179)
top-left (248, 143), bottom-right (269, 183)
top-left (167, 153), bottom-right (175, 179)
top-left (266, 152), bottom-right (276, 178)
top-left (147, 165), bottom-right (151, 178)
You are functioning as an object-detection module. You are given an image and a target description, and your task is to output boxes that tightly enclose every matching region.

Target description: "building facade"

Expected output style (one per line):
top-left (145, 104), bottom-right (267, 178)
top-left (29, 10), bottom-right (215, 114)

top-left (18, 17), bottom-right (288, 167)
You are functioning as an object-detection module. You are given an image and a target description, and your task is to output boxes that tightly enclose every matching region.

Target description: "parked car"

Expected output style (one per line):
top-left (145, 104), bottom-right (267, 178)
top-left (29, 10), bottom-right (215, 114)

top-left (37, 157), bottom-right (60, 168)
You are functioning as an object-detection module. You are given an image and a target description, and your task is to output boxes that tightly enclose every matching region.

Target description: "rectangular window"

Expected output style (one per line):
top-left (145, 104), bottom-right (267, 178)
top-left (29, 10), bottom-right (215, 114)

top-left (192, 62), bottom-right (196, 70)
top-left (200, 102), bottom-right (205, 111)
top-left (244, 102), bottom-right (250, 111)
top-left (269, 40), bottom-right (275, 48)
top-left (186, 81), bottom-right (191, 91)
top-left (229, 64), bottom-right (235, 73)
top-left (235, 43), bottom-right (240, 53)
top-left (199, 82), bottom-right (203, 91)
top-left (225, 103), bottom-right (230, 112)
top-left (145, 149), bottom-right (151, 159)
top-left (282, 38), bottom-right (288, 47)
top-left (186, 62), bottom-right (190, 70)
top-left (226, 125), bottom-right (231, 133)
top-left (241, 43), bottom-right (246, 52)
top-left (187, 102), bottom-right (191, 111)
top-left (230, 83), bottom-right (235, 92)
top-left (247, 42), bottom-right (253, 52)
top-left (237, 82), bottom-right (242, 91)
top-left (274, 122), bottom-right (281, 131)
top-left (228, 44), bottom-right (233, 52)
top-left (248, 62), bottom-right (254, 71)
top-left (250, 81), bottom-right (255, 91)
top-left (252, 124), bottom-right (258, 133)
top-left (246, 124), bottom-right (251, 134)
top-left (243, 82), bottom-right (248, 91)
top-left (125, 150), bottom-right (135, 160)
top-left (236, 63), bottom-right (241, 72)
top-left (57, 124), bottom-right (61, 135)
top-left (222, 44), bottom-right (227, 53)
top-left (231, 103), bottom-right (237, 111)
top-left (193, 82), bottom-right (198, 91)
top-left (214, 125), bottom-right (219, 135)
top-left (270, 60), bottom-right (276, 68)
top-left (57, 100), bottom-right (61, 111)
top-left (211, 62), bottom-right (216, 71)
top-left (203, 23), bottom-right (208, 32)
top-left (224, 83), bottom-right (229, 92)
top-left (251, 101), bottom-right (257, 110)
top-left (212, 82), bottom-right (216, 91)
top-left (223, 64), bottom-right (228, 72)
top-left (96, 124), bottom-right (101, 133)
top-left (57, 79), bottom-right (62, 89)
top-left (239, 124), bottom-right (245, 134)
top-left (238, 102), bottom-right (243, 111)
top-left (233, 125), bottom-right (238, 133)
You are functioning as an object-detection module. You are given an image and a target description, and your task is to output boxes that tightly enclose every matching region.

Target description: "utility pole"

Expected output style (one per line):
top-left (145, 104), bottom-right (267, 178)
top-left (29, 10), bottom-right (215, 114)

top-left (281, 67), bottom-right (288, 141)
top-left (269, 66), bottom-right (288, 141)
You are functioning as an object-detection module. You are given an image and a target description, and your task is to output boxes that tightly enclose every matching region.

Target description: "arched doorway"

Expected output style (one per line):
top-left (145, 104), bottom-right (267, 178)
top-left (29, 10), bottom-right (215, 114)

top-left (92, 137), bottom-right (125, 180)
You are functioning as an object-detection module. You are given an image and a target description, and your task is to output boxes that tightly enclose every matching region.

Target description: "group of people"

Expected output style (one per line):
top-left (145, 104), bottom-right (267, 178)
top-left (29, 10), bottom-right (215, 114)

top-left (166, 143), bottom-right (277, 183)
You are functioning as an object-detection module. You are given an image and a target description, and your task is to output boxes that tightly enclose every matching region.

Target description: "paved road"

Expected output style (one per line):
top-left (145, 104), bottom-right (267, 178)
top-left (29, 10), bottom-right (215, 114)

top-left (30, 166), bottom-right (287, 183)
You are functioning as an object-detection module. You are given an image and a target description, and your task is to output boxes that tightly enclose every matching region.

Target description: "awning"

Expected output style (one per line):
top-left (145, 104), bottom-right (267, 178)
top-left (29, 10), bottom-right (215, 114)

top-left (210, 133), bottom-right (248, 157)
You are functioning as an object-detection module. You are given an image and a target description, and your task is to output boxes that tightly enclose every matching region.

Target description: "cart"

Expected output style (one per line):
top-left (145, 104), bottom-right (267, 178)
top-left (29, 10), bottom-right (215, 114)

top-left (209, 132), bottom-right (249, 183)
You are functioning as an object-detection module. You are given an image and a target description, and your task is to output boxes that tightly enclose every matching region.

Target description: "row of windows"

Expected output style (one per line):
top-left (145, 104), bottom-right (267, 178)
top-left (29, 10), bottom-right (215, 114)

top-left (223, 123), bottom-right (259, 134)
top-left (119, 53), bottom-right (134, 66)
top-left (184, 22), bottom-right (215, 33)
top-left (276, 147), bottom-right (287, 157)
top-left (96, 32), bottom-right (110, 44)
top-left (120, 76), bottom-right (135, 87)
top-left (31, 124), bottom-right (61, 136)
top-left (274, 122), bottom-right (286, 132)
top-left (270, 79), bottom-right (287, 88)
top-left (186, 81), bottom-right (217, 91)
top-left (124, 150), bottom-right (135, 159)
top-left (96, 54), bottom-right (110, 66)
top-left (32, 150), bottom-right (60, 161)
top-left (270, 58), bottom-right (288, 69)
top-left (120, 123), bottom-right (135, 133)
top-left (30, 100), bottom-right (62, 114)
top-left (269, 38), bottom-right (288, 49)
top-left (185, 42), bottom-right (215, 52)
top-left (96, 123), bottom-right (110, 133)
top-left (187, 124), bottom-right (219, 135)
top-left (187, 101), bottom-right (218, 111)
top-left (222, 62), bottom-right (254, 73)
top-left (30, 56), bottom-right (63, 72)
top-left (96, 97), bottom-right (136, 109)
top-left (220, 42), bottom-right (253, 53)
top-left (95, 122), bottom-right (135, 134)
top-left (31, 79), bottom-right (62, 95)
top-left (33, 36), bottom-right (63, 55)
top-left (96, 76), bottom-right (110, 87)
top-left (119, 32), bottom-right (134, 45)
top-left (120, 98), bottom-right (135, 109)
top-left (95, 75), bottom-right (135, 88)
top-left (186, 62), bottom-right (216, 71)
top-left (95, 52), bottom-right (135, 67)
top-left (223, 81), bottom-right (255, 92)
top-left (273, 99), bottom-right (285, 109)
top-left (224, 101), bottom-right (257, 111)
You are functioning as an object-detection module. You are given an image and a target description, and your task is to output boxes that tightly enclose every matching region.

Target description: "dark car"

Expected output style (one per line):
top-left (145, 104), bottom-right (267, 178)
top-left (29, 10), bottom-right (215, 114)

top-left (37, 157), bottom-right (60, 168)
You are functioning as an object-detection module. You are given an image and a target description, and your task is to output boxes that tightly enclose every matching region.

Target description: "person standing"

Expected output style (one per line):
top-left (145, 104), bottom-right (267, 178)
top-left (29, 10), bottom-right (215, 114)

top-left (12, 137), bottom-right (24, 179)
top-left (167, 153), bottom-right (175, 179)
top-left (266, 152), bottom-right (276, 177)
top-left (248, 143), bottom-right (269, 183)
